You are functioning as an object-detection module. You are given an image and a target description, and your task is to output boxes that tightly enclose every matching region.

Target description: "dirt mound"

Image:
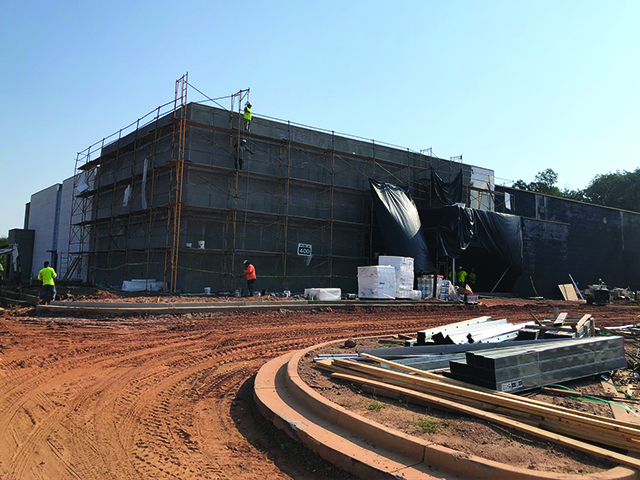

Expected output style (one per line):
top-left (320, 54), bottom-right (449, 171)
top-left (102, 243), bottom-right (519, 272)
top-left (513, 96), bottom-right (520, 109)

top-left (83, 289), bottom-right (123, 301)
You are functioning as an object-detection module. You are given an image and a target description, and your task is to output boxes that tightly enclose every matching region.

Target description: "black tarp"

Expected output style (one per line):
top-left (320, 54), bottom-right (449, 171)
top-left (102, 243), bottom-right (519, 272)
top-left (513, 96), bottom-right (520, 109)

top-left (370, 180), bottom-right (436, 274)
top-left (432, 170), bottom-right (463, 206)
top-left (421, 205), bottom-right (523, 273)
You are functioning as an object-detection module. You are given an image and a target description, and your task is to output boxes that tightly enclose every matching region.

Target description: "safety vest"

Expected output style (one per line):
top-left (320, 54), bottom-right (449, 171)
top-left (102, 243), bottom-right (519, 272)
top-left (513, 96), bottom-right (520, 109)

top-left (38, 267), bottom-right (57, 286)
top-left (457, 270), bottom-right (467, 283)
top-left (244, 106), bottom-right (252, 120)
top-left (243, 264), bottom-right (256, 280)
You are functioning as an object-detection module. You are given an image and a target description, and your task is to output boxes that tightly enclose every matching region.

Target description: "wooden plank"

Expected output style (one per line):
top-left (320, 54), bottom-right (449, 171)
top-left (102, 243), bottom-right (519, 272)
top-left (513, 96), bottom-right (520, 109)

top-left (355, 377), bottom-right (637, 452)
top-left (553, 312), bottom-right (569, 326)
top-left (332, 372), bottom-right (640, 470)
top-left (356, 354), bottom-right (639, 430)
top-left (559, 284), bottom-right (570, 301)
top-left (336, 364), bottom-right (639, 451)
top-left (558, 285), bottom-right (579, 301)
top-left (574, 314), bottom-right (593, 332)
top-left (344, 356), bottom-right (640, 440)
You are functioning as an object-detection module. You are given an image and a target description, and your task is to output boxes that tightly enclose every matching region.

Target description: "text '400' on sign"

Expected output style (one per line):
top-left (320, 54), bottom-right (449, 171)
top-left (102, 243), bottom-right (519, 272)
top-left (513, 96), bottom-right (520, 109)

top-left (297, 243), bottom-right (312, 256)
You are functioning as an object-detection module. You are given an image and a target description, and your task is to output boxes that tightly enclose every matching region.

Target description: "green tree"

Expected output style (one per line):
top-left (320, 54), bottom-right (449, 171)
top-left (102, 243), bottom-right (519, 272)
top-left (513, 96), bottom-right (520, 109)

top-left (584, 168), bottom-right (640, 212)
top-left (513, 168), bottom-right (562, 196)
top-left (513, 167), bottom-right (640, 212)
top-left (561, 188), bottom-right (587, 202)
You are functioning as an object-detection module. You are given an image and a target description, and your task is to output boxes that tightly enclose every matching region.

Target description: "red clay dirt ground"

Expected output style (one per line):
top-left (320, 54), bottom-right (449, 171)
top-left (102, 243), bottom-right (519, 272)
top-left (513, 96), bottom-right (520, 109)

top-left (0, 296), bottom-right (639, 480)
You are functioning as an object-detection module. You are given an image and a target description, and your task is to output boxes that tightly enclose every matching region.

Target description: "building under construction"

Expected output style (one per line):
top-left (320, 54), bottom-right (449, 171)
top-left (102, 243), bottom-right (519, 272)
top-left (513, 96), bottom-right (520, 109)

top-left (13, 78), bottom-right (639, 298)
top-left (59, 77), bottom-right (499, 294)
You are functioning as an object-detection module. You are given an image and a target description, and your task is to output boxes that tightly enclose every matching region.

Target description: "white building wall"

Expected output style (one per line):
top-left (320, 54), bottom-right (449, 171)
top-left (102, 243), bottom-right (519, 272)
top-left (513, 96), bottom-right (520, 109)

top-left (26, 177), bottom-right (77, 280)
top-left (28, 184), bottom-right (61, 279)
top-left (57, 177), bottom-right (75, 277)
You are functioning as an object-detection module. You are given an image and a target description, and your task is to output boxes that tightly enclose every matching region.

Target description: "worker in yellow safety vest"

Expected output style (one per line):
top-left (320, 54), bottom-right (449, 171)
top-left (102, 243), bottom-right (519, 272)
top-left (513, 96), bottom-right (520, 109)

top-left (456, 266), bottom-right (467, 287)
top-left (467, 268), bottom-right (476, 289)
top-left (244, 102), bottom-right (252, 130)
top-left (38, 261), bottom-right (57, 305)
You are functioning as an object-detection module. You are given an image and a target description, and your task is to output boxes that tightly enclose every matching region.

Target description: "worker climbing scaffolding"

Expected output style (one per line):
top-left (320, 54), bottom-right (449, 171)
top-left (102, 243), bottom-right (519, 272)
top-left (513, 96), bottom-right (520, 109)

top-left (233, 138), bottom-right (253, 170)
top-left (244, 102), bottom-right (252, 130)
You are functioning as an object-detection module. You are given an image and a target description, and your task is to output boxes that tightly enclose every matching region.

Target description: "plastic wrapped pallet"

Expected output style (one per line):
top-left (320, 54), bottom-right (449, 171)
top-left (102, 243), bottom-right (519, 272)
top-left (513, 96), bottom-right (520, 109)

top-left (122, 279), bottom-right (164, 292)
top-left (437, 279), bottom-right (461, 301)
top-left (304, 288), bottom-right (341, 301)
top-left (417, 275), bottom-right (442, 300)
top-left (358, 265), bottom-right (396, 299)
top-left (378, 256), bottom-right (414, 299)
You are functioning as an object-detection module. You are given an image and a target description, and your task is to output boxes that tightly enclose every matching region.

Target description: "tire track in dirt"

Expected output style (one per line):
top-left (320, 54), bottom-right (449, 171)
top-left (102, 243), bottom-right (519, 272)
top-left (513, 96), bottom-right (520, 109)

top-left (2, 303), bottom-right (638, 479)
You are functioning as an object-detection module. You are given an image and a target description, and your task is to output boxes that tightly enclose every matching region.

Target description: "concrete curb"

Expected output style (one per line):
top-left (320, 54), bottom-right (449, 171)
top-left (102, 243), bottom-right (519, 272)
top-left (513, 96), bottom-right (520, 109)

top-left (35, 299), bottom-right (454, 316)
top-left (255, 341), bottom-right (638, 480)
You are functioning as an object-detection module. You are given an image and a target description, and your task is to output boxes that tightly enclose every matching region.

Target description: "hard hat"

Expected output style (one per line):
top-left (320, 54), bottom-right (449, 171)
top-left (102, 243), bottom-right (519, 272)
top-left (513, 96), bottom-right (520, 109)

top-left (246, 102), bottom-right (252, 107)
top-left (243, 260), bottom-right (249, 265)
top-left (241, 139), bottom-right (247, 144)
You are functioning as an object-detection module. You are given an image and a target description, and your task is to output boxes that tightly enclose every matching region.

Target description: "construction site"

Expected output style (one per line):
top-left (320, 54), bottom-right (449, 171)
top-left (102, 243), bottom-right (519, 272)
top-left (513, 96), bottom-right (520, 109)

top-left (3, 77), bottom-right (640, 480)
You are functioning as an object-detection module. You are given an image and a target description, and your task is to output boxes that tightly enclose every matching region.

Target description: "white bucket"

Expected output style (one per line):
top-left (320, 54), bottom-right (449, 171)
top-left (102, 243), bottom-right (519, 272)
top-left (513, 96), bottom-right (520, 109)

top-left (198, 241), bottom-right (205, 249)
top-left (204, 287), bottom-right (211, 295)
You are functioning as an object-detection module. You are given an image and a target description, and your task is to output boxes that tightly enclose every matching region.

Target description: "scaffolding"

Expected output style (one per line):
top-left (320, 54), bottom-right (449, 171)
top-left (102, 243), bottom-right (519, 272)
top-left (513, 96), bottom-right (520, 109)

top-left (66, 77), bottom-right (506, 293)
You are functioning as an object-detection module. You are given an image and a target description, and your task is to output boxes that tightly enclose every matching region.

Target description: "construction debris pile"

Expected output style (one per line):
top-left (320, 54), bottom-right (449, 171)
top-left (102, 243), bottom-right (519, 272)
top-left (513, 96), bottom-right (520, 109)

top-left (314, 350), bottom-right (640, 470)
top-left (411, 312), bottom-right (595, 347)
top-left (353, 315), bottom-right (622, 393)
top-left (312, 312), bottom-right (640, 467)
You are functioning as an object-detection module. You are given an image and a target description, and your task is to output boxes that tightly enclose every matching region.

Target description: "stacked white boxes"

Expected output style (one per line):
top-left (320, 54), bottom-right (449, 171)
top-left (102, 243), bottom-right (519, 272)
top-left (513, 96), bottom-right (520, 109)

top-left (357, 266), bottom-right (396, 299)
top-left (378, 256), bottom-right (414, 299)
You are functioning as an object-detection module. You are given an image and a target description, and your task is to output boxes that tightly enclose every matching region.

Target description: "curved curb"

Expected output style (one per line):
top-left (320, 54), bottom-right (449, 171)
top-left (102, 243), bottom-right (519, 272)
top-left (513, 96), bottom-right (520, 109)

top-left (255, 351), bottom-right (442, 479)
top-left (255, 341), bottom-right (638, 480)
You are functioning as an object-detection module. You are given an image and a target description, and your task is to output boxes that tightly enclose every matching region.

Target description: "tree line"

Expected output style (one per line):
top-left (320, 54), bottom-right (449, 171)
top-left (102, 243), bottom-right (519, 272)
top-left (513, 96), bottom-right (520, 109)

top-left (513, 168), bottom-right (640, 213)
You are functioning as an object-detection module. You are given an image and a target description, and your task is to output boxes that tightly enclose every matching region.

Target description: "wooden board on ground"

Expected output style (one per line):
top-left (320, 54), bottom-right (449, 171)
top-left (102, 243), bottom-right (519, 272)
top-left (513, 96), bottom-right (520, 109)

top-left (559, 284), bottom-right (579, 301)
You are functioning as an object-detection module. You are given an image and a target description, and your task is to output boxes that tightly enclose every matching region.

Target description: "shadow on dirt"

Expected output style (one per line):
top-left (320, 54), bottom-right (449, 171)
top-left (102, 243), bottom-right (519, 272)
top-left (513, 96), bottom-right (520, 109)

top-left (231, 374), bottom-right (356, 480)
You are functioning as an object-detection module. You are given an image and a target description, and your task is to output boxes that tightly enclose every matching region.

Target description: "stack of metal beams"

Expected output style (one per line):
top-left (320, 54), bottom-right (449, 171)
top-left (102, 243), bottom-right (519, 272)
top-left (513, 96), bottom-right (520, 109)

top-left (447, 336), bottom-right (626, 393)
top-left (416, 316), bottom-right (533, 345)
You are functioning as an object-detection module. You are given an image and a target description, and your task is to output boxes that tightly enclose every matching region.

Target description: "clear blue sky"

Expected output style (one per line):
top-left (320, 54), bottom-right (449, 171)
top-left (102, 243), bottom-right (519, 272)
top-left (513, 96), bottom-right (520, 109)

top-left (1, 1), bottom-right (638, 236)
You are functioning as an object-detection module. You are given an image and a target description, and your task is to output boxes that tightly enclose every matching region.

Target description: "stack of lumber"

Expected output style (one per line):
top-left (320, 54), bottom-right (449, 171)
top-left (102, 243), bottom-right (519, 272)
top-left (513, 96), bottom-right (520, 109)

top-left (316, 353), bottom-right (640, 470)
top-left (447, 336), bottom-right (626, 392)
top-left (518, 313), bottom-right (595, 340)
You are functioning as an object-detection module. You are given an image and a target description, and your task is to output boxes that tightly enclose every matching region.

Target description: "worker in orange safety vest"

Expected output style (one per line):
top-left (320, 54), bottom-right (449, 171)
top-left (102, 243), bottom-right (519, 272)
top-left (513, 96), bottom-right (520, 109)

top-left (239, 260), bottom-right (257, 296)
